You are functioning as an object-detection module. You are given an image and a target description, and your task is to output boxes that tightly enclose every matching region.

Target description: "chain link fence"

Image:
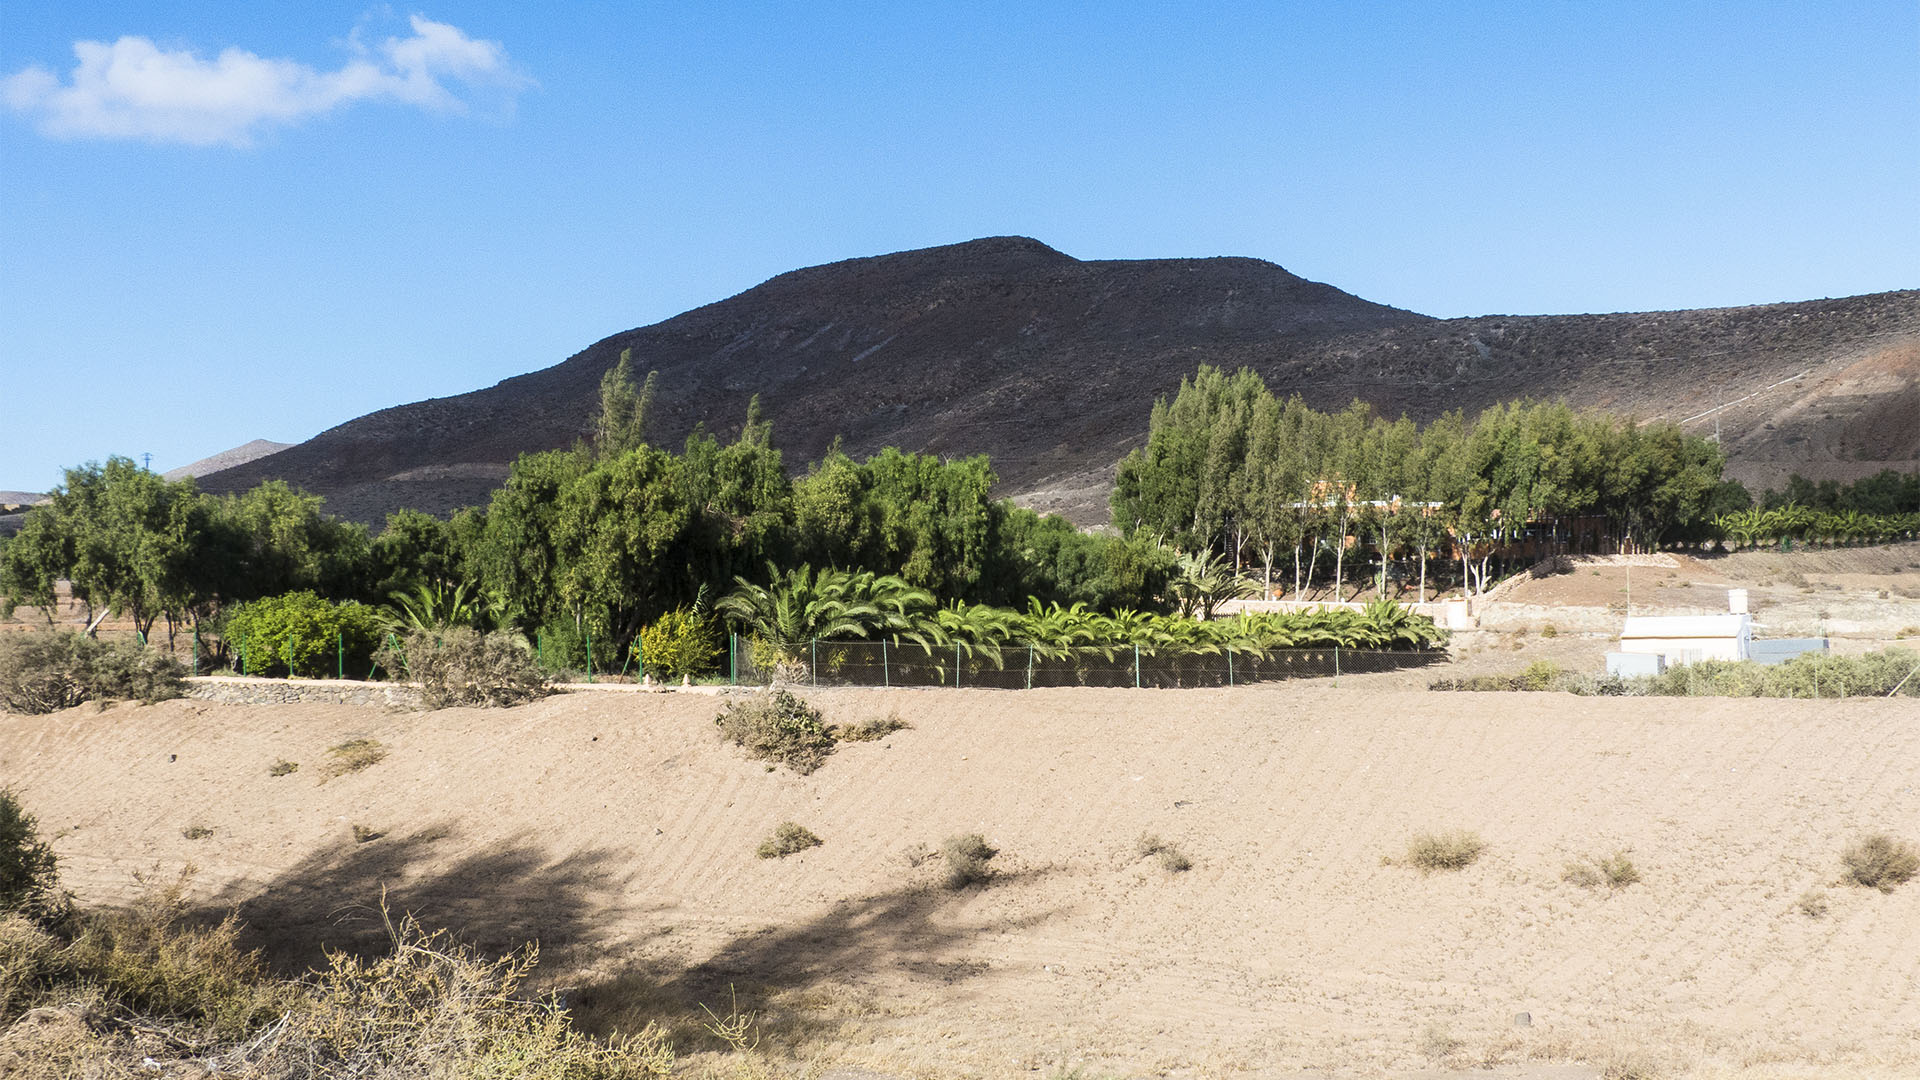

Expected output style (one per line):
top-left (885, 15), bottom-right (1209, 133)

top-left (730, 638), bottom-right (1441, 689)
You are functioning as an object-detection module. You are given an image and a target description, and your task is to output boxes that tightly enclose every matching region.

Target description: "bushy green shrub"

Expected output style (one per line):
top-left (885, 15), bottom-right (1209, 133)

top-left (0, 789), bottom-right (59, 920)
top-left (220, 590), bottom-right (386, 678)
top-left (531, 620), bottom-right (621, 676)
top-left (1432, 648), bottom-right (1920, 699)
top-left (375, 629), bottom-right (550, 709)
top-left (714, 690), bottom-right (834, 774)
top-left (636, 607), bottom-right (720, 681)
top-left (0, 630), bottom-right (185, 713)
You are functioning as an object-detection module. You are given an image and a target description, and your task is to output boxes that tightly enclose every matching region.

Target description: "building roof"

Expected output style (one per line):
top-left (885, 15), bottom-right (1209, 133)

top-left (1620, 614), bottom-right (1751, 640)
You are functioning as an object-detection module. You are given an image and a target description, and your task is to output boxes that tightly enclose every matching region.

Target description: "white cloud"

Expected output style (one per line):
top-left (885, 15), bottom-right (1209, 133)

top-left (2, 15), bottom-right (530, 147)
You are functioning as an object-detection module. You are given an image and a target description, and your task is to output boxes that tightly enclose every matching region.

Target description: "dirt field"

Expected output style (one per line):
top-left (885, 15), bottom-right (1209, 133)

top-left (6, 679), bottom-right (1918, 1079)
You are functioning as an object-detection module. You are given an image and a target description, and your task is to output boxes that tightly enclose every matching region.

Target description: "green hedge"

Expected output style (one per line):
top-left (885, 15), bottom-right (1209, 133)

top-left (219, 591), bottom-right (387, 678)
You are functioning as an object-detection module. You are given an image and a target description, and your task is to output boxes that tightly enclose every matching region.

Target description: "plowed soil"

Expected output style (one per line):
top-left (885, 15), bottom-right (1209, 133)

top-left (6, 681), bottom-right (1918, 1078)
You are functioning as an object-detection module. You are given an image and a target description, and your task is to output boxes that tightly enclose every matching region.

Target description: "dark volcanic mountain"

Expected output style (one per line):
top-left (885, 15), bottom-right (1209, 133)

top-left (200, 237), bottom-right (1920, 524)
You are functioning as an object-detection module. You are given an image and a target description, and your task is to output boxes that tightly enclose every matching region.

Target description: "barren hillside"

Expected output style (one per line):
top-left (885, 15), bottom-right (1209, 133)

top-left (6, 684), bottom-right (1918, 1078)
top-left (194, 237), bottom-right (1920, 524)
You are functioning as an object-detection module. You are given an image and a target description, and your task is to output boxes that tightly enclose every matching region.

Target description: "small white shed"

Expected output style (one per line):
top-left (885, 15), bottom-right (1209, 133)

top-left (1618, 613), bottom-right (1751, 666)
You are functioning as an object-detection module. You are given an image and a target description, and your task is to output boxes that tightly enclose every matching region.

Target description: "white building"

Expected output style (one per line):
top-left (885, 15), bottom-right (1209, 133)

top-left (1617, 613), bottom-right (1752, 666)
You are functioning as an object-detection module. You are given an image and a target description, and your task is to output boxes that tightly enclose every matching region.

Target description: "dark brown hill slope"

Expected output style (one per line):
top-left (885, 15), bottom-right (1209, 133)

top-left (200, 237), bottom-right (1920, 524)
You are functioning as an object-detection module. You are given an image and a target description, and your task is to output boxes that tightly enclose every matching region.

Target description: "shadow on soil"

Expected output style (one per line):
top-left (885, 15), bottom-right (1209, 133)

top-left (191, 827), bottom-right (1056, 1056)
top-left (201, 824), bottom-right (630, 976)
top-left (568, 868), bottom-right (1060, 1055)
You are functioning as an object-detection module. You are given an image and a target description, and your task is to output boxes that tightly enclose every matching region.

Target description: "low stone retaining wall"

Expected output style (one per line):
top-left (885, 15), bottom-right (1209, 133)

top-left (185, 676), bottom-right (422, 708)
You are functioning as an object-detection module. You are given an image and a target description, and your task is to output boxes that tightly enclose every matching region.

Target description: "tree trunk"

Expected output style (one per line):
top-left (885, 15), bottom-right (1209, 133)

top-left (1417, 541), bottom-right (1428, 604)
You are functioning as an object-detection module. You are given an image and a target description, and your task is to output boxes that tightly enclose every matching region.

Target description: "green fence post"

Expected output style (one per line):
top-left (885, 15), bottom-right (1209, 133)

top-left (337, 631), bottom-right (344, 680)
top-left (288, 635), bottom-right (297, 679)
top-left (882, 639), bottom-right (890, 688)
top-left (811, 639), bottom-right (818, 688)
top-left (1228, 649), bottom-right (1235, 687)
top-left (1334, 645), bottom-right (1340, 687)
top-left (1134, 645), bottom-right (1141, 689)
top-left (955, 643), bottom-right (962, 688)
top-left (586, 629), bottom-right (594, 683)
top-left (1026, 645), bottom-right (1034, 691)
top-left (729, 632), bottom-right (737, 686)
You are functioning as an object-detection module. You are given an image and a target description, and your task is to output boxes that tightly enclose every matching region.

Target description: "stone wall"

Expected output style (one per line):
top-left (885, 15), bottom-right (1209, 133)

top-left (185, 676), bottom-right (421, 708)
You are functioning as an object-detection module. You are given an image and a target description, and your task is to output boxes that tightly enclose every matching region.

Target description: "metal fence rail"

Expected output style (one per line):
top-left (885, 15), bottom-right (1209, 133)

top-left (731, 638), bottom-right (1440, 689)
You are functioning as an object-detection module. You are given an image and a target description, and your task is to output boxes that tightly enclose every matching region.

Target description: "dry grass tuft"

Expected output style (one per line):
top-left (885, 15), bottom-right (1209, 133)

top-left (1841, 833), bottom-right (1919, 892)
top-left (1134, 833), bottom-right (1192, 873)
top-left (836, 710), bottom-right (910, 742)
top-left (1418, 1022), bottom-right (1463, 1063)
top-left (268, 759), bottom-right (299, 777)
top-left (1565, 850), bottom-right (1640, 889)
top-left (1796, 888), bottom-right (1829, 917)
top-left (755, 822), bottom-right (821, 860)
top-left (180, 824), bottom-right (214, 841)
top-left (322, 738), bottom-right (387, 781)
top-left (1405, 829), bottom-right (1485, 872)
top-left (351, 824), bottom-right (384, 844)
top-left (940, 833), bottom-right (999, 889)
top-left (1601, 1050), bottom-right (1661, 1080)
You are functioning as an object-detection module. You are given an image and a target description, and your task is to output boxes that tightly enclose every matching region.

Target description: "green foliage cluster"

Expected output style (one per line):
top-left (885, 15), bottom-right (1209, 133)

top-left (375, 629), bottom-right (550, 709)
top-left (1760, 469), bottom-right (1920, 515)
top-left (220, 590), bottom-right (387, 678)
top-left (0, 630), bottom-right (185, 713)
top-left (635, 607), bottom-right (721, 680)
top-left (1112, 366), bottom-right (1728, 600)
top-left (0, 460), bottom-right (370, 645)
top-left (714, 690), bottom-right (835, 774)
top-left (1714, 505), bottom-right (1920, 549)
top-left (720, 565), bottom-right (1444, 666)
top-left (1432, 649), bottom-right (1920, 698)
top-left (0, 789), bottom-right (60, 920)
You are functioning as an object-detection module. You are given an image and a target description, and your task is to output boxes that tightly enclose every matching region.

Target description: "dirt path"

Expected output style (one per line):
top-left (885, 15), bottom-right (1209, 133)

top-left (5, 684), bottom-right (1918, 1078)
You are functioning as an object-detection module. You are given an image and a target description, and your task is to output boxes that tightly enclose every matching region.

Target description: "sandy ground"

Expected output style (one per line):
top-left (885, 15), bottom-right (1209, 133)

top-left (6, 680), bottom-right (1919, 1079)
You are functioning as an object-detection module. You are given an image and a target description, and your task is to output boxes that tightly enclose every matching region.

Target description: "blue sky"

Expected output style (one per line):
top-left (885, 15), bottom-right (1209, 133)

top-left (3, 3), bottom-right (1916, 493)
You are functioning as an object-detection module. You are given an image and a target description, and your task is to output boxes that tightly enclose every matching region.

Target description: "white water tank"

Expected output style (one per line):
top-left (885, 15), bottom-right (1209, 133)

top-left (1728, 588), bottom-right (1748, 614)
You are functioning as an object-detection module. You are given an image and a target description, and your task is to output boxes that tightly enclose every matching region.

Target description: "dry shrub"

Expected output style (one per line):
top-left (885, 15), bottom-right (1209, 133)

top-left (1562, 862), bottom-right (1602, 889)
top-left (259, 911), bottom-right (673, 1079)
top-left (269, 759), bottom-right (299, 777)
top-left (941, 833), bottom-right (998, 889)
top-left (377, 628), bottom-right (551, 709)
top-left (0, 630), bottom-right (184, 714)
top-left (323, 738), bottom-right (387, 781)
top-left (352, 824), bottom-right (385, 844)
top-left (1796, 888), bottom-right (1829, 917)
top-left (1418, 1022), bottom-right (1463, 1063)
top-left (0, 914), bottom-right (62, 1017)
top-left (1135, 833), bottom-right (1192, 873)
top-left (755, 822), bottom-right (821, 859)
top-left (837, 710), bottom-right (909, 742)
top-left (715, 690), bottom-right (835, 774)
top-left (1841, 833), bottom-right (1919, 892)
top-left (181, 825), bottom-right (214, 841)
top-left (1406, 830), bottom-right (1485, 872)
top-left (1602, 1050), bottom-right (1661, 1080)
top-left (1566, 850), bottom-right (1639, 889)
top-left (899, 843), bottom-right (932, 868)
top-left (59, 870), bottom-right (292, 1040)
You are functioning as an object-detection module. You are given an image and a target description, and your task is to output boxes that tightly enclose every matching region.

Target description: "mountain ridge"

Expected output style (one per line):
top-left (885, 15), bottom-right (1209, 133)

top-left (196, 237), bottom-right (1920, 524)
